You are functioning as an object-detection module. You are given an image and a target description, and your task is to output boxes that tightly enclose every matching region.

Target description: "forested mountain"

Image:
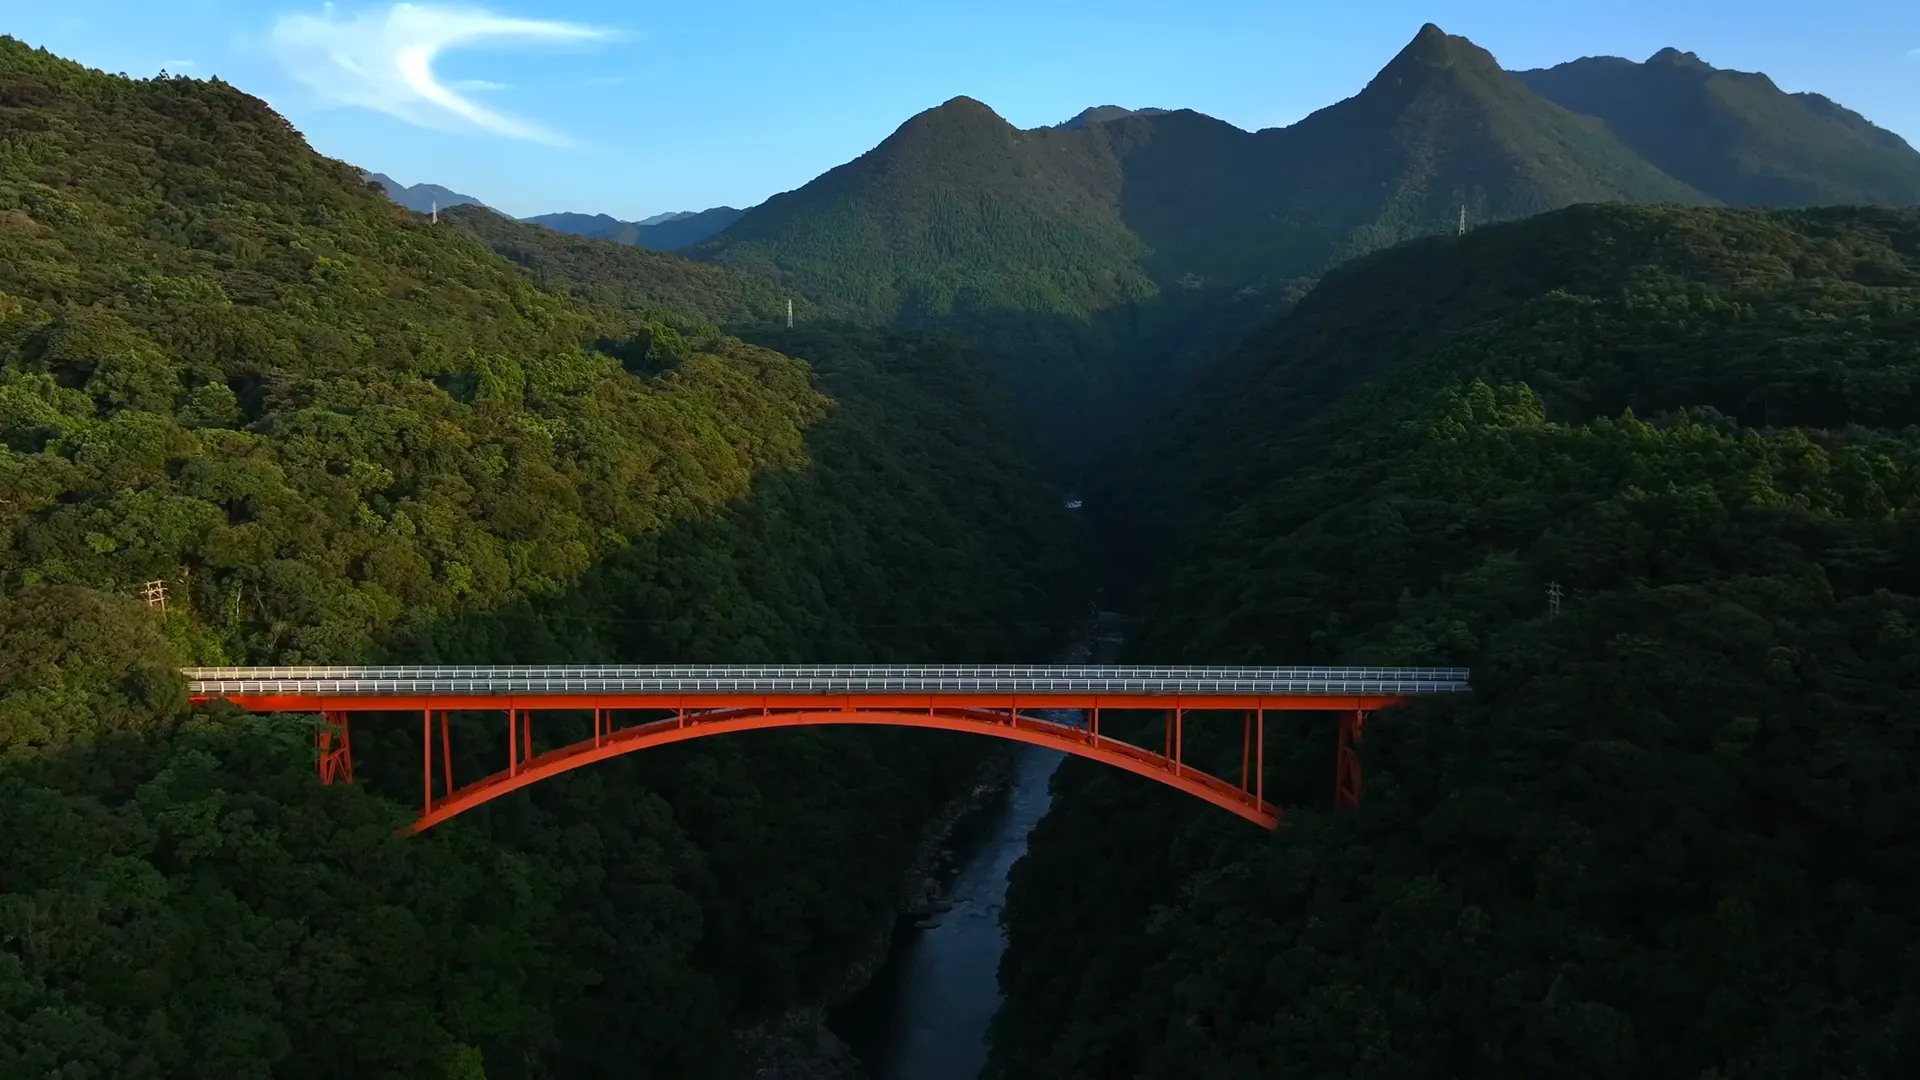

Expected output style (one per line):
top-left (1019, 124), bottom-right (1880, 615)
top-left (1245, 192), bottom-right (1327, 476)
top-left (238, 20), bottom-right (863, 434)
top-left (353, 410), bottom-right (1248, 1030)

top-left (362, 169), bottom-right (488, 213)
top-left (688, 23), bottom-right (1915, 461)
top-left (0, 35), bottom-right (1082, 1077)
top-left (447, 203), bottom-right (805, 324)
top-left (640, 205), bottom-right (747, 249)
top-left (1055, 105), bottom-right (1170, 129)
top-left (1515, 48), bottom-right (1920, 207)
top-left (992, 204), bottom-right (1920, 1077)
top-left (522, 205), bottom-right (747, 251)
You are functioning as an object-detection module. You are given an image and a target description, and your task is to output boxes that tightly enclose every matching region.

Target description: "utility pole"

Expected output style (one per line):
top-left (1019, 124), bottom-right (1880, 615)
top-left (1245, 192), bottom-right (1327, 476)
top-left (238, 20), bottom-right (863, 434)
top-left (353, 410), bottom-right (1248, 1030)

top-left (142, 579), bottom-right (168, 613)
top-left (1547, 581), bottom-right (1562, 619)
top-left (786, 298), bottom-right (793, 329)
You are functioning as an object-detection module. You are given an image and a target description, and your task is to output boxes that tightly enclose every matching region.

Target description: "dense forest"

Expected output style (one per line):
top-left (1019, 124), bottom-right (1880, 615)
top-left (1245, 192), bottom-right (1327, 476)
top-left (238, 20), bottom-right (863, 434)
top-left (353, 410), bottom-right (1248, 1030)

top-left (991, 204), bottom-right (1920, 1078)
top-left (0, 38), bottom-right (1083, 1078)
top-left (10, 16), bottom-right (1920, 1080)
top-left (685, 25), bottom-right (1920, 464)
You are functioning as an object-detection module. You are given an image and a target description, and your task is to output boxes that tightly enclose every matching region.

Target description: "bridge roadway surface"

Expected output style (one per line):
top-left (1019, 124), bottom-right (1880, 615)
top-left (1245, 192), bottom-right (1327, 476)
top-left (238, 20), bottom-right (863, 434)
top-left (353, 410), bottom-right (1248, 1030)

top-left (184, 664), bottom-right (1471, 701)
top-left (186, 665), bottom-right (1472, 830)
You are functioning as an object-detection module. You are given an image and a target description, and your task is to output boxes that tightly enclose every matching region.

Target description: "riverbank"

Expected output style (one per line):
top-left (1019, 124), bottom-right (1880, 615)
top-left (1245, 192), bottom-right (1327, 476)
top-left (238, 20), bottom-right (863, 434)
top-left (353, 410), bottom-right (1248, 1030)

top-left (829, 613), bottom-right (1130, 1079)
top-left (730, 615), bottom-right (1125, 1079)
top-left (827, 743), bottom-right (1067, 1080)
top-left (730, 745), bottom-right (1022, 1080)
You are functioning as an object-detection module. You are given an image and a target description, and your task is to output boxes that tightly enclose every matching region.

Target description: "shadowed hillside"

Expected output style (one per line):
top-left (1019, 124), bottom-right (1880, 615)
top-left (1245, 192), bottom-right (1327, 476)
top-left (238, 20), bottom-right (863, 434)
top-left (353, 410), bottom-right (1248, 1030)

top-left (993, 203), bottom-right (1920, 1078)
top-left (1515, 47), bottom-right (1920, 207)
top-left (0, 34), bottom-right (1083, 1078)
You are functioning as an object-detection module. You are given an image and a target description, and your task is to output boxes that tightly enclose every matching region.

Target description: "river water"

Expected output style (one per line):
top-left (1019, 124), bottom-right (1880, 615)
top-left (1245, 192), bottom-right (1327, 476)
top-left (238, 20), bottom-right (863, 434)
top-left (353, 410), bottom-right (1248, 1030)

top-left (828, 618), bottom-right (1122, 1080)
top-left (829, 742), bottom-right (1066, 1079)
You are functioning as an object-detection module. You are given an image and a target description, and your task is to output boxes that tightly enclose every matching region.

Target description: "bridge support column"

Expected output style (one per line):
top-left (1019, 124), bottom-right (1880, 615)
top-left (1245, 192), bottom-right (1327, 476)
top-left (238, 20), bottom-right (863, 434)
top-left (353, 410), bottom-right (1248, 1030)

top-left (316, 710), bottom-right (353, 785)
top-left (1335, 709), bottom-right (1367, 808)
top-left (1241, 711), bottom-right (1252, 791)
top-left (1256, 708), bottom-right (1265, 805)
top-left (423, 709), bottom-right (433, 814)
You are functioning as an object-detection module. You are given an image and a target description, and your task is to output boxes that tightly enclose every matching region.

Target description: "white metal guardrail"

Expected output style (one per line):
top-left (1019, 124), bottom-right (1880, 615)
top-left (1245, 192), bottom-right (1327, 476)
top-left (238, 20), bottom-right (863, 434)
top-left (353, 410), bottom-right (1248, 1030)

top-left (185, 665), bottom-right (1472, 697)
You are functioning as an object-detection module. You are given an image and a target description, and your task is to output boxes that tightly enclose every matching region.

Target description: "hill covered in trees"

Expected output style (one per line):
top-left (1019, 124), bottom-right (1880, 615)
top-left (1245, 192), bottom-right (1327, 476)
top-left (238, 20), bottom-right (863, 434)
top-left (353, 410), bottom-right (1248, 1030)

top-left (687, 24), bottom-right (1919, 462)
top-left (990, 203), bottom-right (1920, 1077)
top-left (1515, 48), bottom-right (1920, 207)
top-left (0, 35), bottom-right (1082, 1077)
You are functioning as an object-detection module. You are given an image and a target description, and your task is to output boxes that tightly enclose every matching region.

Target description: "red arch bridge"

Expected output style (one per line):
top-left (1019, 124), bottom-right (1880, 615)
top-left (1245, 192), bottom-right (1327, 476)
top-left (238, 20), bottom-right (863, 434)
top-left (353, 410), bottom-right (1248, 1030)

top-left (187, 665), bottom-right (1471, 831)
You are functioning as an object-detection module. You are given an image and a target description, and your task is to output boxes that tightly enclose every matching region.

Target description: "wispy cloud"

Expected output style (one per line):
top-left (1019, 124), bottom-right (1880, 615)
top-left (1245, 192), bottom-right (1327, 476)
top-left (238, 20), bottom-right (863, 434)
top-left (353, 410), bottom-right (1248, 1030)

top-left (269, 3), bottom-right (613, 145)
top-left (452, 78), bottom-right (510, 91)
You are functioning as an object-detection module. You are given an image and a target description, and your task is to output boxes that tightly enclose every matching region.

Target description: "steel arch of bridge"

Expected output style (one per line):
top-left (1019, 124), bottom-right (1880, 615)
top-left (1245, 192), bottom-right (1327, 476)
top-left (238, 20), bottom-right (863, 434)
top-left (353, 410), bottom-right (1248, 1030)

top-left (185, 665), bottom-right (1471, 831)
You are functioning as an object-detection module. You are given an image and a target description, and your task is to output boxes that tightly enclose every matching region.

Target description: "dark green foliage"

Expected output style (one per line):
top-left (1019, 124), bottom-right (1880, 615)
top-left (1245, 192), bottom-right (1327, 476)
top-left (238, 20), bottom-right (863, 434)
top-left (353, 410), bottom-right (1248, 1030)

top-left (992, 204), bottom-right (1920, 1077)
top-left (685, 25), bottom-right (1719, 463)
top-left (1515, 48), bottom-right (1920, 207)
top-left (0, 35), bottom-right (1082, 1078)
top-left (683, 25), bottom-right (1919, 471)
top-left (445, 203), bottom-right (814, 331)
top-left (1093, 202), bottom-right (1920, 591)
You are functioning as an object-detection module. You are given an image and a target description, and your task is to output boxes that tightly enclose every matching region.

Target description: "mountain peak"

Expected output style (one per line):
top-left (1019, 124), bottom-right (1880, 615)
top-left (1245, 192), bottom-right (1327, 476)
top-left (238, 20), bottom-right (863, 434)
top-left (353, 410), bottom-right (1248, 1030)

top-left (1401, 23), bottom-right (1458, 61)
top-left (1055, 105), bottom-right (1173, 130)
top-left (891, 95), bottom-right (1011, 136)
top-left (1647, 47), bottom-right (1713, 71)
top-left (935, 95), bottom-right (999, 117)
top-left (1375, 22), bottom-right (1501, 81)
top-left (872, 95), bottom-right (1016, 159)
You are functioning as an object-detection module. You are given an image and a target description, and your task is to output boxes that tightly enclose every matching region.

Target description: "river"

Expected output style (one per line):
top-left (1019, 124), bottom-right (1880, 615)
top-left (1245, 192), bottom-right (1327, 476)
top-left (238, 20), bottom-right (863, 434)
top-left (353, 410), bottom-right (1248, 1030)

top-left (827, 617), bottom-right (1124, 1080)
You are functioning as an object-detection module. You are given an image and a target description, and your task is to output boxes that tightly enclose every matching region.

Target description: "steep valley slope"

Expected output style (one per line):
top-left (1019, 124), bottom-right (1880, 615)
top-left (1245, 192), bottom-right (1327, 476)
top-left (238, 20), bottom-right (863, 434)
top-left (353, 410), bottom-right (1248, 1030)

top-left (992, 203), bottom-right (1920, 1078)
top-left (0, 38), bottom-right (1083, 1078)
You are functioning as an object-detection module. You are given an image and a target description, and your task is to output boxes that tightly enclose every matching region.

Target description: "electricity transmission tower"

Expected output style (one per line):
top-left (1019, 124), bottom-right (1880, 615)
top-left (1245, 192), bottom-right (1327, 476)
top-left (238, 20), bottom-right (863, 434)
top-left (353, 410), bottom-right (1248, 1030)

top-left (1547, 581), bottom-right (1562, 618)
top-left (1458, 204), bottom-right (1466, 236)
top-left (786, 298), bottom-right (793, 329)
top-left (142, 579), bottom-right (168, 612)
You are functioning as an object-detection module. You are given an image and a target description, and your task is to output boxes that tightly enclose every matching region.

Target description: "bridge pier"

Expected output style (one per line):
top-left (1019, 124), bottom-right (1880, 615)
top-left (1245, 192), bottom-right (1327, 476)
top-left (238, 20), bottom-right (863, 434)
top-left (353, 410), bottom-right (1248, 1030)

top-left (316, 711), bottom-right (353, 785)
top-left (1334, 709), bottom-right (1367, 808)
top-left (422, 709), bottom-right (454, 815)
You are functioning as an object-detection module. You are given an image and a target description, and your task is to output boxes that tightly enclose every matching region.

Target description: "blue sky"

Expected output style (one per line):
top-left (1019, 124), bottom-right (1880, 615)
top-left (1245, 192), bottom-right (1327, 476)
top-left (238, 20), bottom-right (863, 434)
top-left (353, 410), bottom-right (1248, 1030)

top-left (12, 1), bottom-right (1920, 220)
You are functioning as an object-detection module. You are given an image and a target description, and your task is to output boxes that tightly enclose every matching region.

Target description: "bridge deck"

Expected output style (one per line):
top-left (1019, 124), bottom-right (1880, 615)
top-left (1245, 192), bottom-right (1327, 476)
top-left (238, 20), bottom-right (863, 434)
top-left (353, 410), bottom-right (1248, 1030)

top-left (186, 664), bottom-right (1471, 698)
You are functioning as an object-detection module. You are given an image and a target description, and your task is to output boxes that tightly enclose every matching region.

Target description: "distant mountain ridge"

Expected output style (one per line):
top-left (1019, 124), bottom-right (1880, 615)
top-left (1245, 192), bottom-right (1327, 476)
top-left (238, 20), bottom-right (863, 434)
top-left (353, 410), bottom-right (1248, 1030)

top-left (1513, 47), bottom-right (1920, 206)
top-left (1055, 106), bottom-right (1170, 129)
top-left (360, 171), bottom-right (487, 214)
top-left (680, 22), bottom-right (1920, 462)
top-left (519, 206), bottom-right (746, 251)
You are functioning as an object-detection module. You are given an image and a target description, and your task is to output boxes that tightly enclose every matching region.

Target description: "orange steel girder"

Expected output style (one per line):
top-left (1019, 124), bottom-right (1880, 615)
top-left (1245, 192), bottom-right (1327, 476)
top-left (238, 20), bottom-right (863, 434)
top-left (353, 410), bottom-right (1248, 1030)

top-left (206, 692), bottom-right (1413, 831)
top-left (316, 710), bottom-right (353, 785)
top-left (1335, 709), bottom-right (1368, 808)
